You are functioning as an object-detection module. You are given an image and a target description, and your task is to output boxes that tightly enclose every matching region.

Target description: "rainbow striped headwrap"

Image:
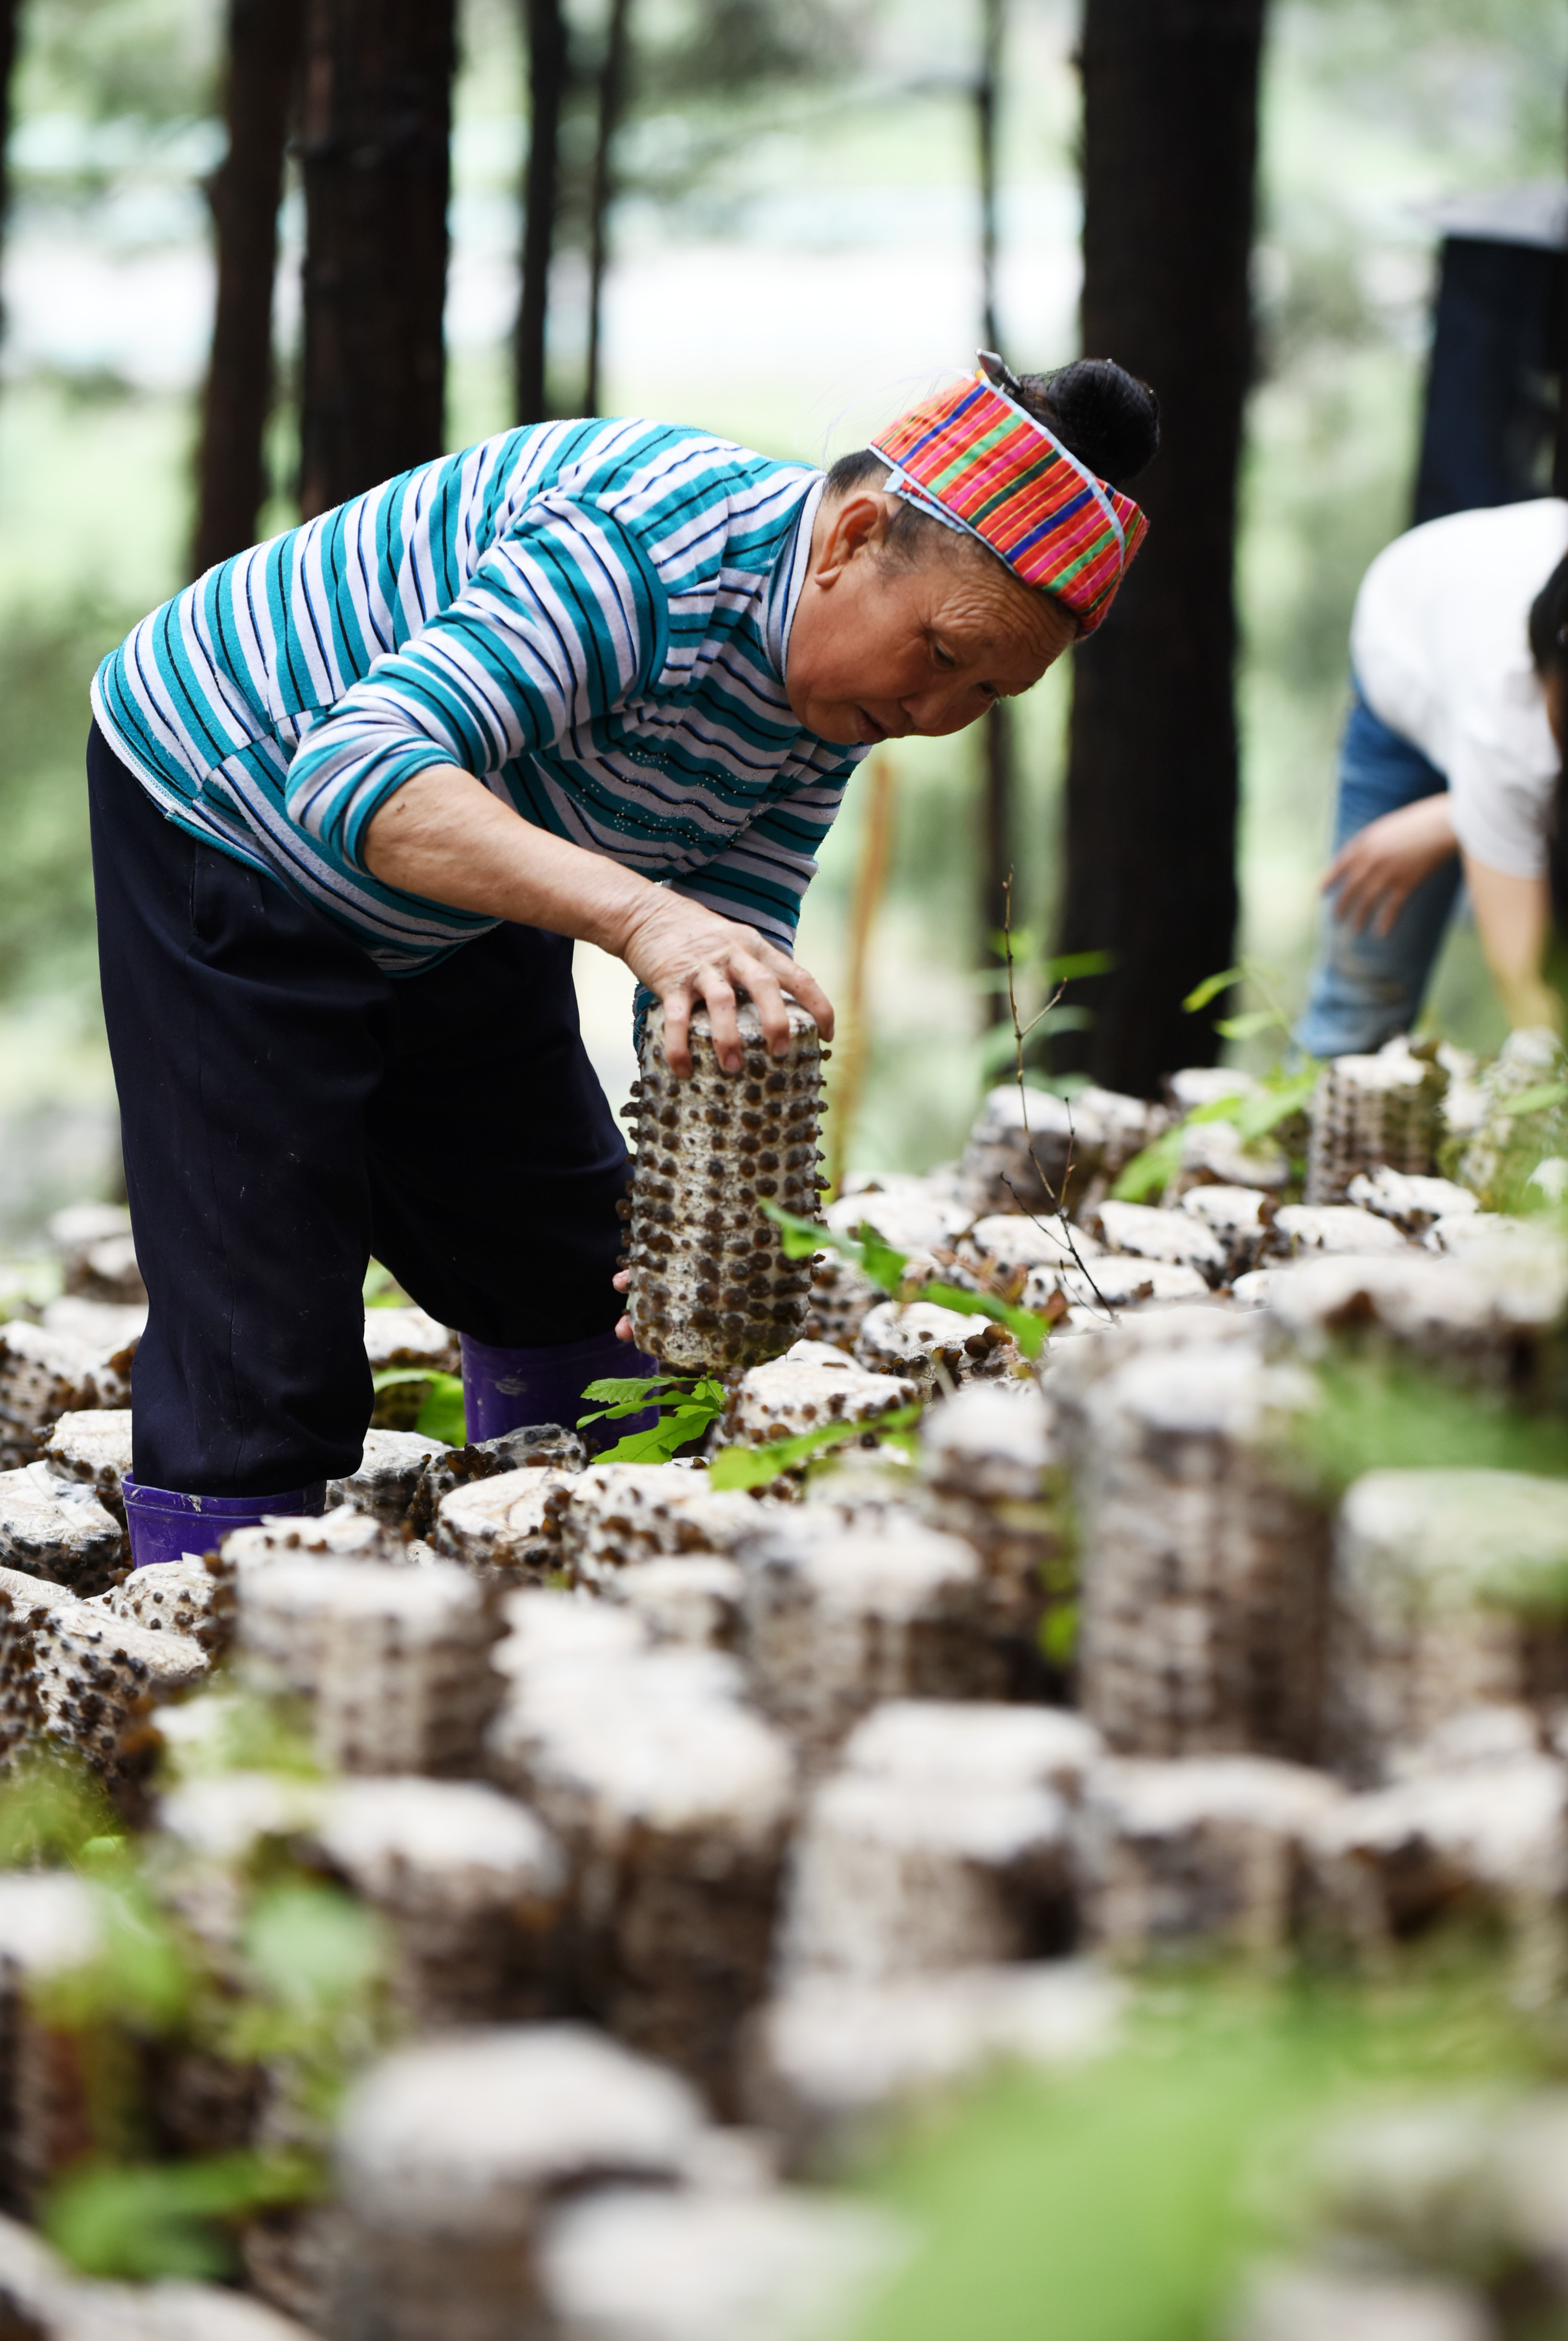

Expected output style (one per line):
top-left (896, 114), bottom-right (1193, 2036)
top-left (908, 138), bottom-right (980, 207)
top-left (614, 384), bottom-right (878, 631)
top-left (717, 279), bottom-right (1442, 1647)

top-left (871, 364), bottom-right (1148, 635)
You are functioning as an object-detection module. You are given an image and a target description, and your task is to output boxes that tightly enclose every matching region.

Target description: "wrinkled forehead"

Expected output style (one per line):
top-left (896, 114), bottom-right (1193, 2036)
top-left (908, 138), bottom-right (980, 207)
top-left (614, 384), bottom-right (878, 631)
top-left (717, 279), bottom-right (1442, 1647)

top-left (919, 548), bottom-right (1075, 670)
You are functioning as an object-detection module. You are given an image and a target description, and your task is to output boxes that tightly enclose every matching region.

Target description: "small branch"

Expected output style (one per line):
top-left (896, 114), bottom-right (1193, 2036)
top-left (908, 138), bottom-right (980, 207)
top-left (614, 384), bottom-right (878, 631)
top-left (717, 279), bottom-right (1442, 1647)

top-left (999, 871), bottom-right (1116, 1324)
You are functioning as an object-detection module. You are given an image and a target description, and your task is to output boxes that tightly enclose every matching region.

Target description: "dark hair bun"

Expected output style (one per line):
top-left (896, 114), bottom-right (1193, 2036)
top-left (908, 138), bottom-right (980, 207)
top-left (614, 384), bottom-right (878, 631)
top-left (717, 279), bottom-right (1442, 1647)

top-left (1017, 359), bottom-right (1159, 488)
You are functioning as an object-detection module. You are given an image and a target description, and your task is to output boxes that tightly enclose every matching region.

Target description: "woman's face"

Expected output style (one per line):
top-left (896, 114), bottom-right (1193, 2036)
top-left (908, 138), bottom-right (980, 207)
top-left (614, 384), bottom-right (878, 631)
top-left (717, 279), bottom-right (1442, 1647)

top-left (785, 489), bottom-right (1077, 746)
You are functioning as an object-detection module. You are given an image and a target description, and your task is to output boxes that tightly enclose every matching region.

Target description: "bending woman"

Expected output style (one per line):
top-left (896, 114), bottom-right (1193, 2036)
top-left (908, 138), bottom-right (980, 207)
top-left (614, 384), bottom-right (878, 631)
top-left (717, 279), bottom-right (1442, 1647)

top-left (88, 354), bottom-right (1157, 1566)
top-left (1295, 496), bottom-right (1568, 1056)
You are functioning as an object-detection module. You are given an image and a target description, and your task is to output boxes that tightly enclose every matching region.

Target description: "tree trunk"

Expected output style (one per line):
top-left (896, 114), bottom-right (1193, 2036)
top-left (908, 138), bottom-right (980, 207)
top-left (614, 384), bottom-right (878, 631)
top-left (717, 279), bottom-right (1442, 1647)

top-left (583, 0), bottom-right (631, 416)
top-left (976, 0), bottom-right (1001, 354)
top-left (981, 703), bottom-right (1014, 1026)
top-left (0, 0), bottom-right (25, 346)
top-left (516, 0), bottom-right (569, 424)
top-left (976, 0), bottom-right (1008, 1022)
top-left (191, 0), bottom-right (305, 576)
top-left (1053, 0), bottom-right (1264, 1096)
top-left (297, 0), bottom-right (455, 519)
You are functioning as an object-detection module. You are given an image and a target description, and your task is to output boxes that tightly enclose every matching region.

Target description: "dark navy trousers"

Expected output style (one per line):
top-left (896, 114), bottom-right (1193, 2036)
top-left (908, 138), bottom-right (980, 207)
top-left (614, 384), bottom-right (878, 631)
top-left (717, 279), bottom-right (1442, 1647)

top-left (87, 723), bottom-right (630, 1497)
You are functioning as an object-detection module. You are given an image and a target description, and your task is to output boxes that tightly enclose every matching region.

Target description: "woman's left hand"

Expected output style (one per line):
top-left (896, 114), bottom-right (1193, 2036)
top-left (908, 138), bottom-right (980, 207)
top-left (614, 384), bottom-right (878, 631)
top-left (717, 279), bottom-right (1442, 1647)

top-left (1322, 795), bottom-right (1458, 935)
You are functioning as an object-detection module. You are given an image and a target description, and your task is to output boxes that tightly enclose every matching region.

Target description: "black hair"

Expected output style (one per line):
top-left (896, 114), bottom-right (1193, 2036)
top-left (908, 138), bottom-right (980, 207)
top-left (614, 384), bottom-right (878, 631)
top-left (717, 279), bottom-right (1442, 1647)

top-left (1529, 550), bottom-right (1568, 683)
top-left (1531, 551), bottom-right (1568, 928)
top-left (824, 357), bottom-right (1160, 572)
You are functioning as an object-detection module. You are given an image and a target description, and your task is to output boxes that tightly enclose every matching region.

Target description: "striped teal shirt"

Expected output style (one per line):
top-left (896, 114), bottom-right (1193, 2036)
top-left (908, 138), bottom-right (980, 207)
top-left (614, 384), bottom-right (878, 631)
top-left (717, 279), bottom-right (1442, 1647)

top-left (92, 418), bottom-right (861, 972)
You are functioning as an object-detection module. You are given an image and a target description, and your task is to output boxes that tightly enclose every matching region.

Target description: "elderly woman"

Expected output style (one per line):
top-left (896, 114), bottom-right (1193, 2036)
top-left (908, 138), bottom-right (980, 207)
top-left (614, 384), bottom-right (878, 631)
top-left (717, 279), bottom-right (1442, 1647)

top-left (88, 354), bottom-right (1156, 1566)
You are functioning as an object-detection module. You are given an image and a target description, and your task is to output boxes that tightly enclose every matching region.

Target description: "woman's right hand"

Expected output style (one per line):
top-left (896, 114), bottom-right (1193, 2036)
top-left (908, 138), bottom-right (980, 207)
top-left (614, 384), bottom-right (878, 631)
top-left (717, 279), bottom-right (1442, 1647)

top-left (615, 888), bottom-right (833, 1077)
top-left (1322, 795), bottom-right (1458, 936)
top-left (363, 763), bottom-right (834, 1076)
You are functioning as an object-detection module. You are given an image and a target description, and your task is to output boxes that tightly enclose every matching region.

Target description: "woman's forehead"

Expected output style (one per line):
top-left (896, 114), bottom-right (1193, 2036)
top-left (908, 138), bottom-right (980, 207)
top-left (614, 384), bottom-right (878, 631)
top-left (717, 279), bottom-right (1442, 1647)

top-left (920, 557), bottom-right (1070, 664)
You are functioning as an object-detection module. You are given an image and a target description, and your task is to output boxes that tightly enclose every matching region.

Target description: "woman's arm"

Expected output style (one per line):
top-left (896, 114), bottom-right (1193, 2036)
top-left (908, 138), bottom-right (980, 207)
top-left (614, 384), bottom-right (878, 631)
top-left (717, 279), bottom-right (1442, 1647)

top-left (1322, 794), bottom-right (1457, 934)
top-left (362, 763), bottom-right (833, 1077)
top-left (1461, 852), bottom-right (1562, 1034)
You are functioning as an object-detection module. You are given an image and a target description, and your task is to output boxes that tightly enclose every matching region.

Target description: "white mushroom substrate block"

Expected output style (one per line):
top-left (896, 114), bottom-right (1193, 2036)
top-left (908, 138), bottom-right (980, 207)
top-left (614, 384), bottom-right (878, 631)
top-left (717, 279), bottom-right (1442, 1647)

top-left (0, 1085), bottom-right (1565, 2334)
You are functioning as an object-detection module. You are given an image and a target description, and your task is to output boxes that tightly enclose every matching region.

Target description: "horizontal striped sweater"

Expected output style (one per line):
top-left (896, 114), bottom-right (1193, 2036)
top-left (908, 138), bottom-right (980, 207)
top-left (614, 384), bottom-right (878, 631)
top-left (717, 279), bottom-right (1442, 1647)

top-left (92, 417), bottom-right (862, 972)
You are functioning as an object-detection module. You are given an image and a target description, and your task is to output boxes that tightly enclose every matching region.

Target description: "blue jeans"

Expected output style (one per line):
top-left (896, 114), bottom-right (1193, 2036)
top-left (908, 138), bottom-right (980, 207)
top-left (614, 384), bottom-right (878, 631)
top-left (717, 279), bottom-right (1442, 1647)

top-left (1293, 683), bottom-right (1462, 1059)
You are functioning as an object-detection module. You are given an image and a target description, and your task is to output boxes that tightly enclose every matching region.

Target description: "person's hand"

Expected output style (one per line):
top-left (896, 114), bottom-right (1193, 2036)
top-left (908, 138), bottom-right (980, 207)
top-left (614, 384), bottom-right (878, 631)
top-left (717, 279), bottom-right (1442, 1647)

top-left (614, 888), bottom-right (834, 1076)
top-left (1322, 796), bottom-right (1458, 936)
top-left (613, 1267), bottom-right (633, 1345)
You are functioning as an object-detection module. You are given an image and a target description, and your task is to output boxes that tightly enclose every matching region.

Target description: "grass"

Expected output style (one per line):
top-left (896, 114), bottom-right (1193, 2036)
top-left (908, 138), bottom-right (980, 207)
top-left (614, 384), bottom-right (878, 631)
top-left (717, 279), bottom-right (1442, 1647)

top-left (1285, 1352), bottom-right (1568, 1498)
top-left (849, 1973), bottom-right (1553, 2341)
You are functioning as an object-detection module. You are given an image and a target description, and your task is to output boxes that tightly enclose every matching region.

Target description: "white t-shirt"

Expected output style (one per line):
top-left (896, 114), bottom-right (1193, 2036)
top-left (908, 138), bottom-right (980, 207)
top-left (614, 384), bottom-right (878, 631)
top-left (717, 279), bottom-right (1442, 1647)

top-left (1350, 497), bottom-right (1568, 880)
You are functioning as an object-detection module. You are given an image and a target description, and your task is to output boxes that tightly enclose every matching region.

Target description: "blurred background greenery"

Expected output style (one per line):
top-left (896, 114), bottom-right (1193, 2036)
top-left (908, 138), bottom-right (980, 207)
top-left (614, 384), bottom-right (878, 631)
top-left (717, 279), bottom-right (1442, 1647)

top-left (1, 0), bottom-right (1564, 1224)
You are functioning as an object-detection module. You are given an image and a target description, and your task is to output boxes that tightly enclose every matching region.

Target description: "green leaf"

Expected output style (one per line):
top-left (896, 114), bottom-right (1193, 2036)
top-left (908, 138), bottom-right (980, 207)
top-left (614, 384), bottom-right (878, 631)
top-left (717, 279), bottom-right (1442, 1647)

top-left (709, 1403), bottom-right (923, 1493)
top-left (1182, 967), bottom-right (1244, 1014)
top-left (368, 1367), bottom-right (465, 1444)
top-left (1043, 948), bottom-right (1113, 983)
top-left (921, 1279), bottom-right (1048, 1361)
top-left (1040, 1599), bottom-right (1079, 1668)
top-left (586, 1374), bottom-right (729, 1463)
top-left (1214, 1008), bottom-right (1284, 1041)
top-left (362, 1260), bottom-right (408, 1309)
top-left (1111, 1062), bottom-right (1320, 1203)
top-left (763, 1201), bottom-right (838, 1261)
top-left (858, 1227), bottom-right (911, 1296)
top-left (759, 1201), bottom-right (913, 1300)
top-left (1502, 1081), bottom-right (1568, 1115)
top-left (1110, 1125), bottom-right (1186, 1203)
top-left (988, 922), bottom-right (1041, 963)
top-left (1230, 1067), bottom-right (1319, 1142)
top-left (414, 1371), bottom-right (465, 1444)
top-left (581, 1374), bottom-right (691, 1408)
top-left (45, 2151), bottom-right (318, 2282)
top-left (243, 1884), bottom-right (384, 2015)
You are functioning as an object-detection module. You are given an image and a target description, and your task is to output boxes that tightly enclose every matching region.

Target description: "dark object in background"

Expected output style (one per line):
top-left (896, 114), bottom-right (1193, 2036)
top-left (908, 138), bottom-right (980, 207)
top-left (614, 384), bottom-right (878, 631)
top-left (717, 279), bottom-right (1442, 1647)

top-left (297, 0), bottom-right (456, 517)
top-left (1053, 0), bottom-right (1264, 1099)
top-left (516, 0), bottom-right (569, 424)
top-left (190, 0), bottom-right (306, 576)
top-left (1412, 186), bottom-right (1568, 525)
top-left (0, 0), bottom-right (22, 347)
top-left (583, 0), bottom-right (632, 417)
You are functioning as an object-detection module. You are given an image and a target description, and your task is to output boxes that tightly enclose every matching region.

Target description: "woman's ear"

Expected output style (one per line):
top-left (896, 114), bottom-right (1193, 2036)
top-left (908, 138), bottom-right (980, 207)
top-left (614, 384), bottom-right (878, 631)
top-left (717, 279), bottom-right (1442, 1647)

top-left (810, 490), bottom-right (895, 591)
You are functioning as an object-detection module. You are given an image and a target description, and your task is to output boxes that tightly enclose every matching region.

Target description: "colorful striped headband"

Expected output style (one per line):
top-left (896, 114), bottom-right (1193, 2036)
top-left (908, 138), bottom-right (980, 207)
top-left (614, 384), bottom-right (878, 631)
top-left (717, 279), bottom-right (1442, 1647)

top-left (871, 359), bottom-right (1148, 635)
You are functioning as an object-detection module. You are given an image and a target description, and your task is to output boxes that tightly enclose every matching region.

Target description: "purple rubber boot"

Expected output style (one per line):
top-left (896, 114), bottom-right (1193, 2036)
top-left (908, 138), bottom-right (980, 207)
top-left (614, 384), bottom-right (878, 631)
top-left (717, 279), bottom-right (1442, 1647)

top-left (122, 1477), bottom-right (327, 1570)
top-left (459, 1329), bottom-right (661, 1453)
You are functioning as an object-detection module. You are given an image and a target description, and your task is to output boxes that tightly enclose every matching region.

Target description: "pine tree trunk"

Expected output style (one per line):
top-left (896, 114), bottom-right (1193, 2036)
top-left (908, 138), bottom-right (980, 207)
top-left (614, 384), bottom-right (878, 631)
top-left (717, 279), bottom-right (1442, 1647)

top-left (1053, 0), bottom-right (1265, 1096)
top-left (582, 0), bottom-right (631, 416)
top-left (0, 0), bottom-right (25, 346)
top-left (516, 0), bottom-right (569, 424)
top-left (976, 0), bottom-right (1008, 1022)
top-left (297, 0), bottom-right (455, 519)
top-left (191, 0), bottom-right (305, 576)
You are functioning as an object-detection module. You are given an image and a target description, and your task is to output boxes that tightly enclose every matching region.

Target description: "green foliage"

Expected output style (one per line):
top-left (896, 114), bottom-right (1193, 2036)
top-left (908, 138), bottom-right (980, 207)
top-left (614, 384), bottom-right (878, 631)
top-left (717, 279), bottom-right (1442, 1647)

top-left (850, 1977), bottom-right (1547, 2341)
top-left (765, 1203), bottom-right (1050, 1361)
top-left (0, 1736), bottom-right (391, 2277)
top-left (241, 1884), bottom-right (384, 2019)
top-left (1283, 1352), bottom-right (1568, 1499)
top-left (708, 1402), bottom-right (921, 1493)
top-left (33, 1873), bottom-right (193, 2037)
top-left (1183, 967), bottom-right (1243, 1015)
top-left (578, 1373), bottom-right (728, 1463)
top-left (14, 0), bottom-right (221, 131)
top-left (154, 1682), bottom-right (321, 1784)
top-left (0, 1746), bottom-right (118, 1869)
top-left (44, 2150), bottom-right (315, 2283)
top-left (369, 1367), bottom-right (466, 1445)
top-left (0, 602), bottom-right (127, 1005)
top-left (1112, 1065), bottom-right (1320, 1204)
top-left (361, 1261), bottom-right (411, 1309)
